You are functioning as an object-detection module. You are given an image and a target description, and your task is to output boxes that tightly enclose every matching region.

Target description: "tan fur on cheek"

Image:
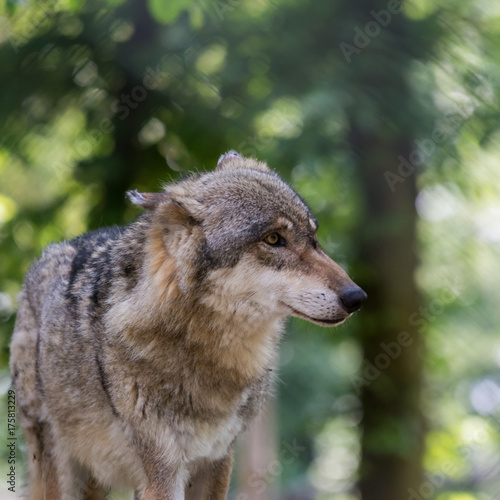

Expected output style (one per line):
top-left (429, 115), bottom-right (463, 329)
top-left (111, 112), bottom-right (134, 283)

top-left (146, 225), bottom-right (180, 303)
top-left (201, 257), bottom-right (290, 324)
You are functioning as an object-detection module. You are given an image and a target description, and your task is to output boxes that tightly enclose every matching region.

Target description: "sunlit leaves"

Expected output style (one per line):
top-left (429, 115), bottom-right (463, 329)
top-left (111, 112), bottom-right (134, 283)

top-left (147, 0), bottom-right (194, 24)
top-left (195, 44), bottom-right (227, 74)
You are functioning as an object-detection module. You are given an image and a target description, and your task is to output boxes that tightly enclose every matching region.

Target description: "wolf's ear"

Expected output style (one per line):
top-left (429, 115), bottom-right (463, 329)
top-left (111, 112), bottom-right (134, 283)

top-left (127, 190), bottom-right (167, 210)
top-left (127, 190), bottom-right (201, 225)
top-left (216, 150), bottom-right (270, 172)
top-left (216, 150), bottom-right (242, 169)
top-left (158, 196), bottom-right (202, 228)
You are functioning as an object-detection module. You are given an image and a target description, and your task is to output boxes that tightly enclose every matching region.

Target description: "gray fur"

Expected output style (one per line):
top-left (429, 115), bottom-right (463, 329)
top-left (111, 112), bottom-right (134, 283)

top-left (10, 153), bottom-right (365, 500)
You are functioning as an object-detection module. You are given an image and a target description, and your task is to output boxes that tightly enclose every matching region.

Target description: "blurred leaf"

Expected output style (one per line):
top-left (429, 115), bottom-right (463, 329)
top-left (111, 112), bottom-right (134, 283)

top-left (147, 0), bottom-right (193, 24)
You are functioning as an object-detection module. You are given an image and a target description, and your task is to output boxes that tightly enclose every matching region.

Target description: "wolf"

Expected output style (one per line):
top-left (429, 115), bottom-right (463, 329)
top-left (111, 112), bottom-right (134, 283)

top-left (10, 151), bottom-right (366, 500)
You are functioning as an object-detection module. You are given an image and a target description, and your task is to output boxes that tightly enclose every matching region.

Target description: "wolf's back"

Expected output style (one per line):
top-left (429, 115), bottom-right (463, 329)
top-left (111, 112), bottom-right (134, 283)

top-left (10, 226), bottom-right (127, 422)
top-left (13, 225), bottom-right (124, 333)
top-left (10, 238), bottom-right (77, 426)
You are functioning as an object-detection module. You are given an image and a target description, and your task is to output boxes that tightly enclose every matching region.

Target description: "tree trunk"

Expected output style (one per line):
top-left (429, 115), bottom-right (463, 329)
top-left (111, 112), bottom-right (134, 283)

top-left (349, 128), bottom-right (425, 500)
top-left (238, 400), bottom-right (278, 500)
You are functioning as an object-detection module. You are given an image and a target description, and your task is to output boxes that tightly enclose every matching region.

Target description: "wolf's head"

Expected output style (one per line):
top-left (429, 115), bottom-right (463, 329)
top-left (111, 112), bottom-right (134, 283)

top-left (128, 152), bottom-right (366, 328)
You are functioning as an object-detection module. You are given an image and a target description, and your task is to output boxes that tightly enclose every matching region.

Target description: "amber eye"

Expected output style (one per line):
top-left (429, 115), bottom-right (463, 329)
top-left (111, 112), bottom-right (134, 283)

top-left (264, 232), bottom-right (285, 246)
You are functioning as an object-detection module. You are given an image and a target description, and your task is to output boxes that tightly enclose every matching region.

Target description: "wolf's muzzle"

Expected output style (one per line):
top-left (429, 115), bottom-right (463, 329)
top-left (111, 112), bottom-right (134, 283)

top-left (339, 286), bottom-right (367, 313)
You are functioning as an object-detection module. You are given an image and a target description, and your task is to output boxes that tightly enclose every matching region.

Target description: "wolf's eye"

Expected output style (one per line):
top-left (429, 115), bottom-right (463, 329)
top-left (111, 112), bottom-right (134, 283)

top-left (264, 232), bottom-right (285, 247)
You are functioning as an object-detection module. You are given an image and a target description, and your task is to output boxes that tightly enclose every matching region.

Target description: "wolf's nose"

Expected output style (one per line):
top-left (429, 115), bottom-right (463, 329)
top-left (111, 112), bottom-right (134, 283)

top-left (340, 286), bottom-right (367, 313)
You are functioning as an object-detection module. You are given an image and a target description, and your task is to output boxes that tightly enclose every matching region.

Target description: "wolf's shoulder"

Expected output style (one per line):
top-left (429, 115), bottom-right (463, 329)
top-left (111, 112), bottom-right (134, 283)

top-left (31, 225), bottom-right (124, 271)
top-left (68, 225), bottom-right (124, 251)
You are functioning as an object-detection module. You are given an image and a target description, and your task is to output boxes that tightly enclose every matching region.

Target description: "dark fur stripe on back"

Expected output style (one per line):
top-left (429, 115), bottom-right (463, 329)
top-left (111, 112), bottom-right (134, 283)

top-left (95, 351), bottom-right (119, 418)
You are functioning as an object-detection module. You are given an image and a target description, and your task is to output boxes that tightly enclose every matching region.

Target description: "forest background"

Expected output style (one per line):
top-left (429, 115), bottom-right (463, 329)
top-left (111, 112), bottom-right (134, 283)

top-left (1, 0), bottom-right (500, 499)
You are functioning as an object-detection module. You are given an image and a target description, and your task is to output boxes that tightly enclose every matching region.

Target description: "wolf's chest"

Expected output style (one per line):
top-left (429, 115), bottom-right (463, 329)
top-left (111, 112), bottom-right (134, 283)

top-left (180, 376), bottom-right (271, 460)
top-left (153, 388), bottom-right (253, 462)
top-left (182, 410), bottom-right (245, 460)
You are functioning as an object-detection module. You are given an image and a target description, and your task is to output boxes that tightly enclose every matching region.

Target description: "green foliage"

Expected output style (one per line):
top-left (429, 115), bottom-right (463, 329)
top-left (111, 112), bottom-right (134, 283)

top-left (147, 0), bottom-right (194, 24)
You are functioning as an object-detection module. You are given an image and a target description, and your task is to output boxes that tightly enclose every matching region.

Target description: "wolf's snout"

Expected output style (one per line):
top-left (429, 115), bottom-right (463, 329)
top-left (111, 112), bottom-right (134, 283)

top-left (339, 286), bottom-right (367, 313)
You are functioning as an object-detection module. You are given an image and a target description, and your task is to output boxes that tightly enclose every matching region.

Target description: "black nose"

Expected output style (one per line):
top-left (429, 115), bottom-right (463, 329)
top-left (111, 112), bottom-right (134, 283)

top-left (340, 286), bottom-right (367, 313)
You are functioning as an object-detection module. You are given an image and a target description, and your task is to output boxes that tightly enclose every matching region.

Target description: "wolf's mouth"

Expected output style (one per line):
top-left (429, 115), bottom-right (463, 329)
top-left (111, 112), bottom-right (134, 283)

top-left (282, 303), bottom-right (347, 326)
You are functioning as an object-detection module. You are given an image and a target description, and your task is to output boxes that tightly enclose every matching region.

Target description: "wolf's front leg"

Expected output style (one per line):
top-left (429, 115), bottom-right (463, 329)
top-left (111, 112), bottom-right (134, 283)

top-left (141, 471), bottom-right (185, 500)
top-left (185, 452), bottom-right (233, 500)
top-left (135, 452), bottom-right (185, 500)
top-left (132, 429), bottom-right (186, 500)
